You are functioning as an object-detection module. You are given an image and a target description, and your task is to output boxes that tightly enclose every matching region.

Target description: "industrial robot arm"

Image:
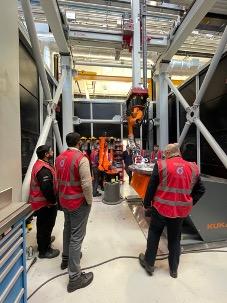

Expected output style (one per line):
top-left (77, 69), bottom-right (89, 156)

top-left (127, 107), bottom-right (144, 140)
top-left (126, 87), bottom-right (148, 145)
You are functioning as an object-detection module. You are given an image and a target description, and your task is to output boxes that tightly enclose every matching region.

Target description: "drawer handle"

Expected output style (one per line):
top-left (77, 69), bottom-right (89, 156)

top-left (0, 238), bottom-right (23, 269)
top-left (0, 229), bottom-right (23, 256)
top-left (0, 266), bottom-right (23, 303)
top-left (0, 249), bottom-right (23, 283)
top-left (14, 288), bottom-right (24, 303)
top-left (0, 224), bottom-right (22, 246)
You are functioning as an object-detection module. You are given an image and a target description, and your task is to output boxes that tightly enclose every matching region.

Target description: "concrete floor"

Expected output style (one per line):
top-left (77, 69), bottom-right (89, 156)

top-left (27, 183), bottom-right (227, 303)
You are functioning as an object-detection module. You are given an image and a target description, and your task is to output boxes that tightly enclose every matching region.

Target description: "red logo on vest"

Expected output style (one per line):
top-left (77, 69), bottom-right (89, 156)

top-left (176, 166), bottom-right (184, 175)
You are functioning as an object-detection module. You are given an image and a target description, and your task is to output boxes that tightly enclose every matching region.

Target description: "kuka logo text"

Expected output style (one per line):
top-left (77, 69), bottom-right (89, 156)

top-left (207, 222), bottom-right (227, 229)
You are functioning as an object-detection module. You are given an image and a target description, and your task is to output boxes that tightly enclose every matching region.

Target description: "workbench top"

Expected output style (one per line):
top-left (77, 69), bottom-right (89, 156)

top-left (129, 164), bottom-right (154, 175)
top-left (0, 202), bottom-right (32, 235)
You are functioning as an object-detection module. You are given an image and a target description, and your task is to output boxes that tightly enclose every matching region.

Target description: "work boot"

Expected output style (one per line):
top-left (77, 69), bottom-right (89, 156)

top-left (139, 253), bottom-right (154, 276)
top-left (169, 270), bottom-right (178, 278)
top-left (67, 272), bottom-right (94, 293)
top-left (61, 259), bottom-right (68, 270)
top-left (39, 248), bottom-right (60, 259)
top-left (61, 252), bottom-right (83, 270)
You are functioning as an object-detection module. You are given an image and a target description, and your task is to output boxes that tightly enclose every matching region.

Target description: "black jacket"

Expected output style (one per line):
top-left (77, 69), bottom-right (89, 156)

top-left (143, 162), bottom-right (206, 209)
top-left (123, 150), bottom-right (133, 167)
top-left (36, 166), bottom-right (57, 204)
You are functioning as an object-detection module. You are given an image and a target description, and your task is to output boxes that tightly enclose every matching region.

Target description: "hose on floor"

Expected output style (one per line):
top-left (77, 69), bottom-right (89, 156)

top-left (27, 249), bottom-right (227, 301)
top-left (27, 257), bottom-right (37, 273)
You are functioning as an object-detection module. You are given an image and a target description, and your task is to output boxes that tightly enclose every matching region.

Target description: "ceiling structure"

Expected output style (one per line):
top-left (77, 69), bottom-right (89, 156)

top-left (18, 0), bottom-right (227, 97)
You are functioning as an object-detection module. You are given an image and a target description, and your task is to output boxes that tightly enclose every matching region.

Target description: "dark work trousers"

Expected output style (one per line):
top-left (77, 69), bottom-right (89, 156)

top-left (62, 202), bottom-right (91, 281)
top-left (125, 166), bottom-right (132, 183)
top-left (92, 166), bottom-right (100, 195)
top-left (145, 207), bottom-right (184, 272)
top-left (35, 206), bottom-right (57, 254)
top-left (99, 171), bottom-right (104, 190)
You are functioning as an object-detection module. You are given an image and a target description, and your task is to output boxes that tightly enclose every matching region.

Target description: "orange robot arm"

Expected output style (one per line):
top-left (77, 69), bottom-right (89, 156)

top-left (128, 106), bottom-right (143, 139)
top-left (98, 137), bottom-right (111, 171)
top-left (98, 137), bottom-right (105, 171)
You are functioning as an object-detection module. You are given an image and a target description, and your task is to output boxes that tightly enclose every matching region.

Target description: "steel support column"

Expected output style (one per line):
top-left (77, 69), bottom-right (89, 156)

top-left (53, 86), bottom-right (57, 160)
top-left (157, 0), bottom-right (217, 64)
top-left (176, 25), bottom-right (227, 143)
top-left (165, 76), bottom-right (190, 111)
top-left (120, 103), bottom-right (123, 141)
top-left (62, 55), bottom-right (73, 149)
top-left (40, 0), bottom-right (69, 54)
top-left (176, 98), bottom-right (180, 141)
top-left (165, 79), bottom-right (227, 170)
top-left (53, 69), bottom-right (67, 106)
top-left (74, 119), bottom-right (122, 124)
top-left (140, 125), bottom-right (143, 149)
top-left (148, 102), bottom-right (154, 150)
top-left (90, 101), bottom-right (94, 137)
top-left (21, 0), bottom-right (52, 102)
top-left (21, 0), bottom-right (66, 202)
top-left (39, 78), bottom-right (44, 131)
top-left (178, 121), bottom-right (191, 146)
top-left (131, 0), bottom-right (141, 87)
top-left (22, 72), bottom-right (66, 201)
top-left (53, 120), bottom-right (63, 153)
top-left (156, 72), bottom-right (169, 149)
top-left (196, 75), bottom-right (201, 170)
top-left (22, 115), bottom-right (53, 201)
top-left (195, 119), bottom-right (227, 169)
top-left (194, 26), bottom-right (227, 107)
top-left (141, 0), bottom-right (147, 89)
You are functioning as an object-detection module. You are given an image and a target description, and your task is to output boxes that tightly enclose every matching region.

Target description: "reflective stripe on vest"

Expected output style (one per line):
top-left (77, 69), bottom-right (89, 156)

top-left (30, 196), bottom-right (46, 202)
top-left (158, 186), bottom-right (191, 195)
top-left (154, 196), bottom-right (193, 207)
top-left (60, 193), bottom-right (85, 200)
top-left (158, 159), bottom-right (194, 195)
top-left (58, 180), bottom-right (81, 186)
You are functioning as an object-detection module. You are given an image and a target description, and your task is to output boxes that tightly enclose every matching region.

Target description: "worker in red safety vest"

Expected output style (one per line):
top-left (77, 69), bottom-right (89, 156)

top-left (150, 144), bottom-right (163, 162)
top-left (29, 145), bottom-right (59, 259)
top-left (90, 144), bottom-right (101, 197)
top-left (139, 143), bottom-right (205, 278)
top-left (55, 132), bottom-right (93, 293)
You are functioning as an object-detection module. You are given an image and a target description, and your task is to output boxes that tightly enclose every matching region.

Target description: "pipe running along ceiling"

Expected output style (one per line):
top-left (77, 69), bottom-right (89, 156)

top-left (18, 0), bottom-right (227, 80)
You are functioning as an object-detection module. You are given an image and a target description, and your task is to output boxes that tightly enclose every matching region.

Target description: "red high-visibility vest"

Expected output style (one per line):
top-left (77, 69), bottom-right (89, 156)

top-left (153, 157), bottom-right (199, 218)
top-left (55, 149), bottom-right (85, 210)
top-left (151, 150), bottom-right (162, 161)
top-left (90, 149), bottom-right (99, 166)
top-left (29, 160), bottom-right (57, 211)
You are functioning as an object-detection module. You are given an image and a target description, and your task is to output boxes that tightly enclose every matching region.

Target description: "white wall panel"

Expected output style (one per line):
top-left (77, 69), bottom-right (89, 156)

top-left (0, 0), bottom-right (22, 202)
